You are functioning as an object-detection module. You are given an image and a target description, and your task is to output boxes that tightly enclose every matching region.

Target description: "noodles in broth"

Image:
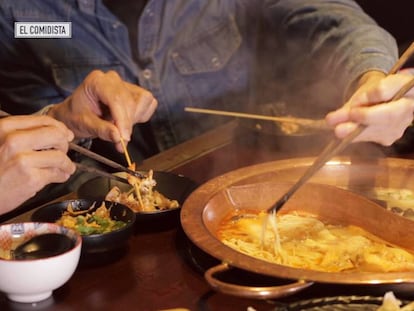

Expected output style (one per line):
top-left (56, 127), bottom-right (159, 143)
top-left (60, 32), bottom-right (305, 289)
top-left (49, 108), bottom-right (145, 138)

top-left (217, 211), bottom-right (414, 273)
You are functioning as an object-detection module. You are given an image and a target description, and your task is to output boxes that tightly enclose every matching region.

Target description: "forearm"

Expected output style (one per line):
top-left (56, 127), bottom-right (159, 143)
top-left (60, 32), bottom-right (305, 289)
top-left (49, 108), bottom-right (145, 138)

top-left (265, 0), bottom-right (398, 101)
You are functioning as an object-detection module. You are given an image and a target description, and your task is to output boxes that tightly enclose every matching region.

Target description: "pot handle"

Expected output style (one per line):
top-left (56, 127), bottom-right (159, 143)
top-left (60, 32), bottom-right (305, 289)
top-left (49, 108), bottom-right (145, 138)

top-left (204, 262), bottom-right (313, 300)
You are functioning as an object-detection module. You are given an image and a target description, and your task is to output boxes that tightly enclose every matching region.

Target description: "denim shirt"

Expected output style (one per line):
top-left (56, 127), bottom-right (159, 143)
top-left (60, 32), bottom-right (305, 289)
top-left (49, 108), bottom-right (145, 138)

top-left (0, 0), bottom-right (397, 155)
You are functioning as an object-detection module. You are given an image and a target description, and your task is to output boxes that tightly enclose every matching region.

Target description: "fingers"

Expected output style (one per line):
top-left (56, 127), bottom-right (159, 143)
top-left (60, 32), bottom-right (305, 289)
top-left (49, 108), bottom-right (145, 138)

top-left (0, 115), bottom-right (74, 144)
top-left (4, 129), bottom-right (68, 154)
top-left (325, 107), bottom-right (351, 126)
top-left (326, 72), bottom-right (414, 146)
top-left (12, 149), bottom-right (76, 180)
top-left (0, 116), bottom-right (74, 154)
top-left (349, 74), bottom-right (414, 109)
top-left (54, 70), bottom-right (158, 148)
top-left (0, 115), bottom-right (76, 178)
top-left (81, 70), bottom-right (157, 142)
top-left (82, 71), bottom-right (133, 137)
top-left (0, 150), bottom-right (75, 214)
top-left (0, 116), bottom-right (76, 214)
top-left (349, 98), bottom-right (414, 125)
top-left (330, 98), bottom-right (414, 145)
top-left (123, 81), bottom-right (158, 123)
top-left (332, 122), bottom-right (359, 139)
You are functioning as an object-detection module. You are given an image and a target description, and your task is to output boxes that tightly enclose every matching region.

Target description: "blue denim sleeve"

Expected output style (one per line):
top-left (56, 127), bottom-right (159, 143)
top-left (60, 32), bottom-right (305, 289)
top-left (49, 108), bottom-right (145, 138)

top-left (0, 0), bottom-right (133, 115)
top-left (264, 0), bottom-right (398, 100)
top-left (0, 8), bottom-right (67, 114)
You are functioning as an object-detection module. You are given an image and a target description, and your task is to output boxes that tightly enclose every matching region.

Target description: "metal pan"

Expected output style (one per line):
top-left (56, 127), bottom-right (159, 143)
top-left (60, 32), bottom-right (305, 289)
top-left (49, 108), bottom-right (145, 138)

top-left (180, 157), bottom-right (414, 299)
top-left (273, 295), bottom-right (411, 310)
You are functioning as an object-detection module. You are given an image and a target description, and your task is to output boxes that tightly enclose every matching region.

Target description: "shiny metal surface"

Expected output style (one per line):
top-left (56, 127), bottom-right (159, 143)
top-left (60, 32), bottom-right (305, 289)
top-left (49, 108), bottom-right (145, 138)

top-left (181, 157), bottom-right (414, 290)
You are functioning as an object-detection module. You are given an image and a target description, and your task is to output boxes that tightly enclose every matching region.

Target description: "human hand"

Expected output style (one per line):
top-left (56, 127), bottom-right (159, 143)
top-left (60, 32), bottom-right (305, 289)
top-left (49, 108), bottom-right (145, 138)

top-left (325, 71), bottom-right (414, 146)
top-left (49, 70), bottom-right (158, 153)
top-left (0, 115), bottom-right (75, 214)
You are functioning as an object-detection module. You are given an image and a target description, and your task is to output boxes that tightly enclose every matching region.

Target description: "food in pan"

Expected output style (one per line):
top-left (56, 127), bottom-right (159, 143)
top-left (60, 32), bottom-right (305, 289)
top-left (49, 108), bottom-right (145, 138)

top-left (372, 187), bottom-right (414, 219)
top-left (105, 167), bottom-right (179, 212)
top-left (278, 120), bottom-right (301, 135)
top-left (377, 292), bottom-right (414, 310)
top-left (56, 201), bottom-right (127, 235)
top-left (217, 210), bottom-right (414, 273)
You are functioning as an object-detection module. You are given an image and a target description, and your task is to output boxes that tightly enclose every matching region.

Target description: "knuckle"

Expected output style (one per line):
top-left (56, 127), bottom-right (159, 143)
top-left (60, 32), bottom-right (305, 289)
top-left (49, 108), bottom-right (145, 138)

top-left (12, 154), bottom-right (32, 174)
top-left (152, 98), bottom-right (158, 108)
top-left (138, 115), bottom-right (150, 122)
top-left (2, 134), bottom-right (19, 154)
top-left (106, 70), bottom-right (121, 79)
top-left (137, 88), bottom-right (154, 101)
top-left (50, 169), bottom-right (70, 183)
top-left (85, 70), bottom-right (105, 85)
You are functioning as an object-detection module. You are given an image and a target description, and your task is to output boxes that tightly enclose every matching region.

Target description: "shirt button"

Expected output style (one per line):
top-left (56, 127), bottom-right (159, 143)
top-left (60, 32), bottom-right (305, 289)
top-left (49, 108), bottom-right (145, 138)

top-left (112, 22), bottom-right (121, 29)
top-left (211, 57), bottom-right (221, 67)
top-left (143, 69), bottom-right (152, 79)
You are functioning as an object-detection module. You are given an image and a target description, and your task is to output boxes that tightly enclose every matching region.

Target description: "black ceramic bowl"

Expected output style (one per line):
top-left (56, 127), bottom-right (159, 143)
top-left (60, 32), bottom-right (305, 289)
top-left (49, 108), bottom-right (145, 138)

top-left (76, 171), bottom-right (198, 227)
top-left (31, 199), bottom-right (136, 254)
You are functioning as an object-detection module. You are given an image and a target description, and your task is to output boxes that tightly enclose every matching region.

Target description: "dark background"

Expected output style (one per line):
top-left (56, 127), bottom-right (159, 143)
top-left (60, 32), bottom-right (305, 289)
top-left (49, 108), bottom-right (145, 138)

top-left (356, 1), bottom-right (413, 56)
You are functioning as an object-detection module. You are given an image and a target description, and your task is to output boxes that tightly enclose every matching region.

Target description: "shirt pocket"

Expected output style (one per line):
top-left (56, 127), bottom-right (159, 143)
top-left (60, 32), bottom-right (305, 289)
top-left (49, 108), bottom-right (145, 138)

top-left (171, 15), bottom-right (242, 75)
top-left (51, 63), bottom-right (126, 94)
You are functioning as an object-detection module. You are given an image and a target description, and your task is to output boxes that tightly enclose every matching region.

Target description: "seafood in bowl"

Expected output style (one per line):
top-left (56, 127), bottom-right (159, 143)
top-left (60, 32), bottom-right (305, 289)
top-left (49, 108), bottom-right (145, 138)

top-left (105, 170), bottom-right (179, 212)
top-left (77, 170), bottom-right (198, 226)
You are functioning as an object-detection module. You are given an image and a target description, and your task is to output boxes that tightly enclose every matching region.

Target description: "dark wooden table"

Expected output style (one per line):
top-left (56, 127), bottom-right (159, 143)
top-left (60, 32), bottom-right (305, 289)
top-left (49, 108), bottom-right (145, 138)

top-left (1, 121), bottom-right (414, 311)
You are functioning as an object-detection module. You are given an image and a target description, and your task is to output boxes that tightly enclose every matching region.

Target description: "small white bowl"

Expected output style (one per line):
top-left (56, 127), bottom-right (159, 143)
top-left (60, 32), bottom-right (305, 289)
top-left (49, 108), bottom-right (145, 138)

top-left (0, 222), bottom-right (82, 303)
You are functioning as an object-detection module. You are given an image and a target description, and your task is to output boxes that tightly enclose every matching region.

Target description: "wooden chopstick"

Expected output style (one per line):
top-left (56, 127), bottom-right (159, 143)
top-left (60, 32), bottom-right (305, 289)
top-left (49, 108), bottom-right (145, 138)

top-left (119, 137), bottom-right (133, 167)
top-left (268, 76), bottom-right (414, 214)
top-left (69, 142), bottom-right (145, 178)
top-left (267, 41), bottom-right (414, 214)
top-left (75, 162), bottom-right (130, 185)
top-left (119, 137), bottom-right (144, 207)
top-left (184, 107), bottom-right (330, 130)
top-left (389, 41), bottom-right (414, 74)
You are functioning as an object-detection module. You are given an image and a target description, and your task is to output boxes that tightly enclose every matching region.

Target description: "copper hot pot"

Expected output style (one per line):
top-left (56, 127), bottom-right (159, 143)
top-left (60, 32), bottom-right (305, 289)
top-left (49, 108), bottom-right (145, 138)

top-left (180, 157), bottom-right (414, 299)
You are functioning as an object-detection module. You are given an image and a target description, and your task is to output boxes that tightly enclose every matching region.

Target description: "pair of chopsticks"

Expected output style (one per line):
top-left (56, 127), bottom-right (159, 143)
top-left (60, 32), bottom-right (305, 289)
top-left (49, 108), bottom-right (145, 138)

top-left (267, 41), bottom-right (414, 214)
top-left (184, 107), bottom-right (329, 131)
top-left (69, 142), bottom-right (144, 179)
